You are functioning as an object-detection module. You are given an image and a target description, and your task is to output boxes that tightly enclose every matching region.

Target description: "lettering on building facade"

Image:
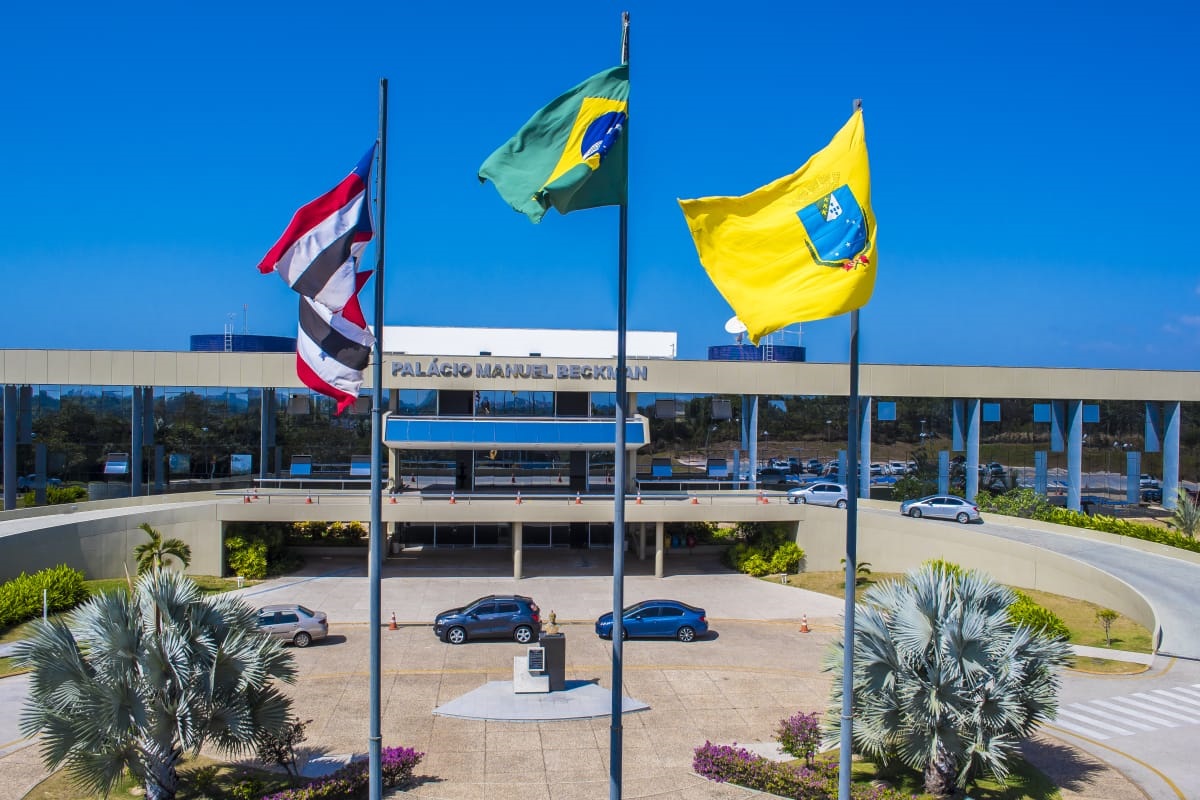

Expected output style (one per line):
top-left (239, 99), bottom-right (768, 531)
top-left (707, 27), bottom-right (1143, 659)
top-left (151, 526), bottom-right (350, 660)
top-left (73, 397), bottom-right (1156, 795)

top-left (390, 360), bottom-right (648, 381)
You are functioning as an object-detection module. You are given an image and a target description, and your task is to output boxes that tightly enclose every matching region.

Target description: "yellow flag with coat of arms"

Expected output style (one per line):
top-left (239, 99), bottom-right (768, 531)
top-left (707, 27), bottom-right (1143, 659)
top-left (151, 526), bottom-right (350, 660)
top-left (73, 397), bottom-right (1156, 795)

top-left (678, 109), bottom-right (875, 344)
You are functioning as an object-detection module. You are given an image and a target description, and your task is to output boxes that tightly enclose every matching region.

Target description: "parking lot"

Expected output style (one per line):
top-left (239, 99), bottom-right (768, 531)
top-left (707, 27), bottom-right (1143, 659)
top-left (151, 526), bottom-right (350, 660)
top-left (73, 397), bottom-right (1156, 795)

top-left (0, 549), bottom-right (1150, 800)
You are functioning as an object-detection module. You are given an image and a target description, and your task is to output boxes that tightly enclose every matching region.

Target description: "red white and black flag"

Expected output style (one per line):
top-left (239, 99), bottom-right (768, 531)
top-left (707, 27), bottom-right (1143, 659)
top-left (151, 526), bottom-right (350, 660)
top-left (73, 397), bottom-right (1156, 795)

top-left (258, 146), bottom-right (375, 314)
top-left (296, 269), bottom-right (374, 415)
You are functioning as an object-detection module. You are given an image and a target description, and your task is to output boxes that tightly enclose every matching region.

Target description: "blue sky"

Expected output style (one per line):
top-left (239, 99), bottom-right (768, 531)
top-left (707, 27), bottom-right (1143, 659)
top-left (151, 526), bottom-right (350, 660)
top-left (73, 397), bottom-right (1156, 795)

top-left (4, 1), bottom-right (1198, 369)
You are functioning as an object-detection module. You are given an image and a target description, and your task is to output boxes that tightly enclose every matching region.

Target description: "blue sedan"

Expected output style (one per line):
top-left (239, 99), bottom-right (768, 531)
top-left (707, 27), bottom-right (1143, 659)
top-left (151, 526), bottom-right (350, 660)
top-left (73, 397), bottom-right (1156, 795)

top-left (595, 599), bottom-right (708, 642)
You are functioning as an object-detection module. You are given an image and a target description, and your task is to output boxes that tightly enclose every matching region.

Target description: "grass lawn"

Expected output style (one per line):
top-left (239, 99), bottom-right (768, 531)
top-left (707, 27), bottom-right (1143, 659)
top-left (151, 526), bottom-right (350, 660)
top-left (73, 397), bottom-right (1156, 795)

top-left (838, 752), bottom-right (1061, 799)
top-left (24, 753), bottom-right (299, 800)
top-left (775, 571), bottom-right (1153, 674)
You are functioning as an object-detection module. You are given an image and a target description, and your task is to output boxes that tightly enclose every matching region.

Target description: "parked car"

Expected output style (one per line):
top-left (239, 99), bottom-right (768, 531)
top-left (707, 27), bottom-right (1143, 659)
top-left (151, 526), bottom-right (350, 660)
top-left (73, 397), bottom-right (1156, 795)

top-left (594, 599), bottom-right (708, 642)
top-left (14, 474), bottom-right (61, 491)
top-left (1141, 486), bottom-right (1163, 503)
top-left (255, 604), bottom-right (328, 647)
top-left (899, 495), bottom-right (981, 524)
top-left (434, 594), bottom-right (541, 645)
top-left (1139, 474), bottom-right (1161, 489)
top-left (787, 482), bottom-right (848, 508)
top-left (756, 467), bottom-right (794, 488)
top-left (889, 461), bottom-right (913, 476)
top-left (805, 459), bottom-right (823, 474)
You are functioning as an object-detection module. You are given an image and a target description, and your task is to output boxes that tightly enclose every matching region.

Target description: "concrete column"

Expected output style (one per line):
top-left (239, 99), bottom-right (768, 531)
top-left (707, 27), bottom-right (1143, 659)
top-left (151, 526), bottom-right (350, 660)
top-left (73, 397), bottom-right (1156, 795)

top-left (654, 520), bottom-right (664, 578)
top-left (1164, 402), bottom-right (1181, 510)
top-left (259, 388), bottom-right (274, 480)
top-left (1066, 400), bottom-right (1084, 512)
top-left (154, 444), bottom-right (165, 494)
top-left (131, 385), bottom-right (144, 497)
top-left (513, 522), bottom-right (523, 580)
top-left (4, 385), bottom-right (16, 511)
top-left (938, 450), bottom-right (949, 495)
top-left (637, 522), bottom-right (646, 560)
top-left (1051, 401), bottom-right (1066, 453)
top-left (858, 396), bottom-right (872, 499)
top-left (1145, 402), bottom-right (1163, 453)
top-left (966, 399), bottom-right (980, 502)
top-left (746, 395), bottom-right (759, 488)
top-left (1034, 451), bottom-right (1048, 495)
top-left (1125, 451), bottom-right (1141, 505)
top-left (952, 399), bottom-right (965, 452)
top-left (34, 443), bottom-right (47, 506)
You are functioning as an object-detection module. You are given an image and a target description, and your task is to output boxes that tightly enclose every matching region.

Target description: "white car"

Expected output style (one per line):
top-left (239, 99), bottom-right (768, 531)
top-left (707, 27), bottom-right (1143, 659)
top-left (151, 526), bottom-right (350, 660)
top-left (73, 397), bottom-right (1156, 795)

top-left (900, 495), bottom-right (981, 524)
top-left (889, 461), bottom-right (911, 476)
top-left (1139, 474), bottom-right (1161, 489)
top-left (787, 482), bottom-right (848, 508)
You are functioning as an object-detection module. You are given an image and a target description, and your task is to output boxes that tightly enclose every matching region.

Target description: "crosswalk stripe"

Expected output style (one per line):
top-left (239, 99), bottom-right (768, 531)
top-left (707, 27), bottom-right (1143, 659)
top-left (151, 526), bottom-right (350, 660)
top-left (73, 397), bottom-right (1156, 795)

top-left (1111, 696), bottom-right (1200, 724)
top-left (1049, 718), bottom-right (1110, 740)
top-left (1088, 699), bottom-right (1179, 728)
top-left (1055, 708), bottom-right (1134, 735)
top-left (1074, 703), bottom-right (1156, 731)
top-left (1171, 687), bottom-right (1200, 701)
top-left (1151, 689), bottom-right (1200, 708)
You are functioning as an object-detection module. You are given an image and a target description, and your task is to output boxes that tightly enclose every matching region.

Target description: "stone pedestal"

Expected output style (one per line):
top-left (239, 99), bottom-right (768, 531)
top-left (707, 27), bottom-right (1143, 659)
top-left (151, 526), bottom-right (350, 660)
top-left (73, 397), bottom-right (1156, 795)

top-left (539, 632), bottom-right (566, 691)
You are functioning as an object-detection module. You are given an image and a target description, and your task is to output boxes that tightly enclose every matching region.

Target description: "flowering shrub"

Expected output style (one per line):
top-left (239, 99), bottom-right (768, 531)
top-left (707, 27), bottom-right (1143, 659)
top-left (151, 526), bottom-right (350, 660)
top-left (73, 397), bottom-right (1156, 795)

top-left (260, 746), bottom-right (423, 799)
top-left (775, 711), bottom-right (821, 766)
top-left (693, 741), bottom-right (916, 800)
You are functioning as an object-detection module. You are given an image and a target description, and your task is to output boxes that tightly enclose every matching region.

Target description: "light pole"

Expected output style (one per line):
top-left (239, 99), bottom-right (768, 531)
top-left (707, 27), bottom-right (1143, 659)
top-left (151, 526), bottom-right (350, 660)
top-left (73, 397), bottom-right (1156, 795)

top-left (920, 419), bottom-right (927, 441)
top-left (825, 419), bottom-right (832, 444)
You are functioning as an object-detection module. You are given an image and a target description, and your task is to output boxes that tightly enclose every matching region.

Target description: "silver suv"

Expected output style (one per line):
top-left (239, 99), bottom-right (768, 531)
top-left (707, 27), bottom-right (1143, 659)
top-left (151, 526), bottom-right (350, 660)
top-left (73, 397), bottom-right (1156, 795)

top-left (256, 604), bottom-right (328, 648)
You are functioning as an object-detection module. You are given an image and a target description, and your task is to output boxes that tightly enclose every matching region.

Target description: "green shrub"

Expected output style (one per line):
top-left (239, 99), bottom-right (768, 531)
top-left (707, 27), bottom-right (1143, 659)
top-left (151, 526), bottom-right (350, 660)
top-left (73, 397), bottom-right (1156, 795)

top-left (890, 474), bottom-right (938, 502)
top-left (922, 558), bottom-right (967, 582)
top-left (0, 565), bottom-right (88, 629)
top-left (1009, 590), bottom-right (1070, 640)
top-left (975, 488), bottom-right (1051, 518)
top-left (769, 542), bottom-right (804, 574)
top-left (17, 484), bottom-right (88, 508)
top-left (740, 553), bottom-right (773, 577)
top-left (225, 536), bottom-right (269, 580)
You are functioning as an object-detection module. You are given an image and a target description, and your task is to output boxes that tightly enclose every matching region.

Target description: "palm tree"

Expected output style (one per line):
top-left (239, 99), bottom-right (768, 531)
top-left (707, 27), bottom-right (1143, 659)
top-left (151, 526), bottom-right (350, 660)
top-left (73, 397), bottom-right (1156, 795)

top-left (1172, 488), bottom-right (1200, 538)
top-left (14, 570), bottom-right (296, 800)
top-left (134, 522), bottom-right (192, 575)
top-left (824, 564), bottom-right (1071, 798)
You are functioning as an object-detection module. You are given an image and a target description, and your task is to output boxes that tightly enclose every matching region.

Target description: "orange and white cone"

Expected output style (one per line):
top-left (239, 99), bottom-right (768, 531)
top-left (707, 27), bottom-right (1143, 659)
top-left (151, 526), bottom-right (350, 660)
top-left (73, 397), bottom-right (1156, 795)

top-left (575, 492), bottom-right (582, 505)
top-left (389, 611), bottom-right (398, 631)
top-left (800, 614), bottom-right (810, 634)
top-left (515, 492), bottom-right (522, 505)
top-left (449, 492), bottom-right (456, 504)
top-left (389, 495), bottom-right (397, 504)
top-left (690, 495), bottom-right (699, 505)
top-left (636, 491), bottom-right (643, 505)
top-left (305, 495), bottom-right (313, 505)
top-left (243, 494), bottom-right (251, 504)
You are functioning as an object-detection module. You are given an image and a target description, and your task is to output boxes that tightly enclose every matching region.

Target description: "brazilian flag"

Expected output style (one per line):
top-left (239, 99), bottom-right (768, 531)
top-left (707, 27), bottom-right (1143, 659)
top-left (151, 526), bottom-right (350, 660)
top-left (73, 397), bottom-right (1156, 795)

top-left (479, 65), bottom-right (628, 223)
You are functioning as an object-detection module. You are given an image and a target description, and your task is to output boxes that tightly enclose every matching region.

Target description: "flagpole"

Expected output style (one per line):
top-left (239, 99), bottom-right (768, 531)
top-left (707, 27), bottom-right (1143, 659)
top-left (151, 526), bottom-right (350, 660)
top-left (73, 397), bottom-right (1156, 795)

top-left (609, 11), bottom-right (630, 800)
top-left (368, 77), bottom-right (389, 800)
top-left (838, 99), bottom-right (863, 800)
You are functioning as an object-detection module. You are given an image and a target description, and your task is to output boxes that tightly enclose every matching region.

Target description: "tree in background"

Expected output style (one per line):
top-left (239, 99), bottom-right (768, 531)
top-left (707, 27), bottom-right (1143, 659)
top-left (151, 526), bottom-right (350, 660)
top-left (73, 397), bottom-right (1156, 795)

top-left (134, 523), bottom-right (192, 575)
top-left (824, 564), bottom-right (1071, 798)
top-left (14, 570), bottom-right (296, 800)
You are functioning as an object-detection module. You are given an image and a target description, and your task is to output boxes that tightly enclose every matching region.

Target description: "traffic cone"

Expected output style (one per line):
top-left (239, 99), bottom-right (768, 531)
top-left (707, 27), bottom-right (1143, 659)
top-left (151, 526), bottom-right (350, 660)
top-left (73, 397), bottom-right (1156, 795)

top-left (305, 495), bottom-right (313, 505)
top-left (515, 492), bottom-right (523, 505)
top-left (389, 611), bottom-right (398, 631)
top-left (575, 492), bottom-right (582, 505)
top-left (243, 494), bottom-right (251, 504)
top-left (389, 495), bottom-right (397, 504)
top-left (690, 494), bottom-right (699, 505)
top-left (449, 492), bottom-right (456, 504)
top-left (800, 614), bottom-right (810, 634)
top-left (636, 491), bottom-right (642, 505)
top-left (252, 490), bottom-right (259, 500)
top-left (757, 490), bottom-right (765, 504)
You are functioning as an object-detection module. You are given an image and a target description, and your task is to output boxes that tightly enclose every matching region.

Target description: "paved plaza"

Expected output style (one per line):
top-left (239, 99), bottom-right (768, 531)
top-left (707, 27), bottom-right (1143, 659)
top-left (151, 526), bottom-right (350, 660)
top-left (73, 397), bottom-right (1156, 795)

top-left (0, 548), bottom-right (1159, 799)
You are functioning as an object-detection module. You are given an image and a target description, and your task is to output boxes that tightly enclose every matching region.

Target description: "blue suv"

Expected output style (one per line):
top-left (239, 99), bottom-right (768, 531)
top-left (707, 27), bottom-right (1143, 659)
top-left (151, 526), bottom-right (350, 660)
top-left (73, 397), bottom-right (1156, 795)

top-left (434, 594), bottom-right (541, 645)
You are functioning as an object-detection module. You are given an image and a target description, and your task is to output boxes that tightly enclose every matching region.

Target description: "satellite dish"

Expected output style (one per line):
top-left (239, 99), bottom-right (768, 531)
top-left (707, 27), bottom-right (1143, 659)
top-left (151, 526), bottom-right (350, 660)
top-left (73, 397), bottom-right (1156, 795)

top-left (724, 316), bottom-right (748, 334)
